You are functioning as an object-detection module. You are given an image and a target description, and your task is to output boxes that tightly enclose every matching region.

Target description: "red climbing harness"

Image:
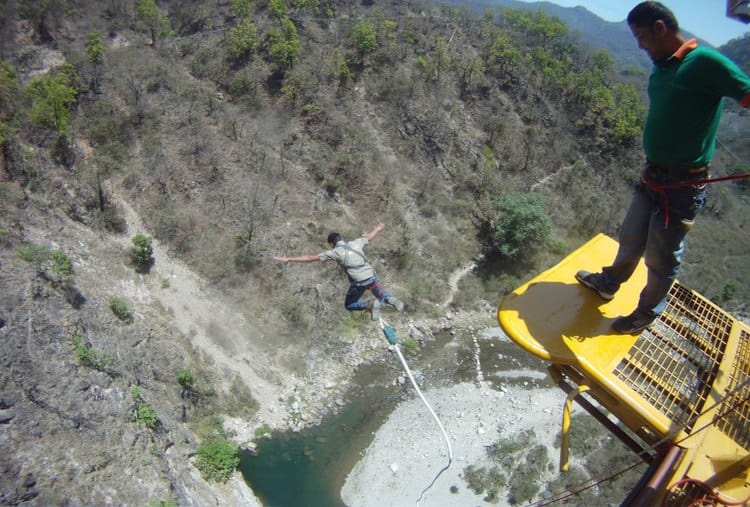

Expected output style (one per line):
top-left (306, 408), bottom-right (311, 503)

top-left (642, 167), bottom-right (750, 227)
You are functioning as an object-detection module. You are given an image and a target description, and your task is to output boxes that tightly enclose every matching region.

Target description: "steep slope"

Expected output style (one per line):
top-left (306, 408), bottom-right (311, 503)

top-left (1, 0), bottom-right (749, 504)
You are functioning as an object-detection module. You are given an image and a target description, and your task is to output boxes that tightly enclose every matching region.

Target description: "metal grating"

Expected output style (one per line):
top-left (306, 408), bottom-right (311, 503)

top-left (613, 283), bottom-right (732, 431)
top-left (714, 328), bottom-right (750, 451)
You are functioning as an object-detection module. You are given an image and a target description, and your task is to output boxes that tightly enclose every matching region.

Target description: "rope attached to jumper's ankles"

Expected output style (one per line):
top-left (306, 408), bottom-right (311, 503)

top-left (378, 317), bottom-right (453, 507)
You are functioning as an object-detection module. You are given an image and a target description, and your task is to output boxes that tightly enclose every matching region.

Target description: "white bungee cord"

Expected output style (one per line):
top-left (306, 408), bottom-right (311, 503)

top-left (378, 316), bottom-right (453, 506)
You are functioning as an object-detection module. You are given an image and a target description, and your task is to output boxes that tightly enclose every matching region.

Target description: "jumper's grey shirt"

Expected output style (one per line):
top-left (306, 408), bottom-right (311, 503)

top-left (319, 238), bottom-right (375, 283)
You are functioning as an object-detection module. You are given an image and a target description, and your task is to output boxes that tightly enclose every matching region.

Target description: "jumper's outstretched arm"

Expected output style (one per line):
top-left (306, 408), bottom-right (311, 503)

top-left (273, 254), bottom-right (319, 263)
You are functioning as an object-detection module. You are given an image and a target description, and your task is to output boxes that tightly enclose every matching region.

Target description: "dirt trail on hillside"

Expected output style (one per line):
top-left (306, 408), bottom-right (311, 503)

top-left (113, 192), bottom-right (289, 430)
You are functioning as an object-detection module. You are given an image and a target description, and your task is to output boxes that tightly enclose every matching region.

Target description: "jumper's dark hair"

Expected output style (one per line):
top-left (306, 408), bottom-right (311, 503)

top-left (327, 232), bottom-right (342, 246)
top-left (627, 1), bottom-right (679, 32)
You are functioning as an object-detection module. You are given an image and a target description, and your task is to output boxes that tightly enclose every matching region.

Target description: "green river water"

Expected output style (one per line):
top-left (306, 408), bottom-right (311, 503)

top-left (240, 330), bottom-right (547, 507)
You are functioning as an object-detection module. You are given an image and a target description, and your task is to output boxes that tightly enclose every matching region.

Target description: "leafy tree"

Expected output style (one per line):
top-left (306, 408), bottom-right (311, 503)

top-left (86, 30), bottom-right (105, 92)
top-left (502, 8), bottom-right (568, 47)
top-left (267, 0), bottom-right (287, 20)
top-left (528, 46), bottom-right (568, 90)
top-left (130, 234), bottom-right (153, 268)
top-left (24, 73), bottom-right (77, 138)
top-left (0, 61), bottom-right (20, 144)
top-left (351, 20), bottom-right (377, 63)
top-left (591, 48), bottom-right (615, 74)
top-left (491, 192), bottom-right (551, 259)
top-left (136, 0), bottom-right (173, 47)
top-left (432, 36), bottom-right (449, 82)
top-left (485, 32), bottom-right (520, 78)
top-left (228, 17), bottom-right (258, 61)
top-left (86, 30), bottom-right (105, 66)
top-left (609, 83), bottom-right (646, 144)
top-left (230, 0), bottom-right (253, 19)
top-left (329, 48), bottom-right (351, 85)
top-left (268, 17), bottom-right (301, 71)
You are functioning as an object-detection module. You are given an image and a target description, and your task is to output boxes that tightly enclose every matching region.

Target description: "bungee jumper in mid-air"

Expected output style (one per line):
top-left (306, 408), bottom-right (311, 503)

top-left (274, 222), bottom-right (404, 321)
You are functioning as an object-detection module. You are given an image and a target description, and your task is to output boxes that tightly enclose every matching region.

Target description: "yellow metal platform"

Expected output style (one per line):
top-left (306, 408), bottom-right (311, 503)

top-left (497, 233), bottom-right (750, 506)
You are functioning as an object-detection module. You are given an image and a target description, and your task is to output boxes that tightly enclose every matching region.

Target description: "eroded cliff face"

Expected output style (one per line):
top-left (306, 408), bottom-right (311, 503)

top-left (0, 197), bottom-right (259, 505)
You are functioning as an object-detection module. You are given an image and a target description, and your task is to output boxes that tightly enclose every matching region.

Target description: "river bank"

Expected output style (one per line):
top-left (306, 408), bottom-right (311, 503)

top-left (341, 381), bottom-right (566, 507)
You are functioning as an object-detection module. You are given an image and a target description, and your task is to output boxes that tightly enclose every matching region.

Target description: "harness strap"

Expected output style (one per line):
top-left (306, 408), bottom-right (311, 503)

top-left (642, 171), bottom-right (750, 228)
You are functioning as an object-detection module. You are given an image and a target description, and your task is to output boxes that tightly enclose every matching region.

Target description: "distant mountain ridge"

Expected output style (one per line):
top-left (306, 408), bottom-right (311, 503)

top-left (721, 34), bottom-right (750, 72)
top-left (440, 0), bottom-right (716, 70)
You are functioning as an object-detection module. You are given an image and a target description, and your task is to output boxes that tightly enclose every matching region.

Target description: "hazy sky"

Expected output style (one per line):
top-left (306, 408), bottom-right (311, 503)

top-left (515, 0), bottom-right (749, 46)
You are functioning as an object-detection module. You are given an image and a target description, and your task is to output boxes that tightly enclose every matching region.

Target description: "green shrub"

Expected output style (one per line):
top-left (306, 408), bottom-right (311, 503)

top-left (136, 402), bottom-right (158, 429)
top-left (176, 369), bottom-right (196, 390)
top-left (131, 386), bottom-right (158, 429)
top-left (488, 429), bottom-right (535, 463)
top-left (71, 331), bottom-right (111, 370)
top-left (51, 249), bottom-right (73, 277)
top-left (254, 424), bottom-right (272, 439)
top-left (18, 244), bottom-right (73, 277)
top-left (230, 0), bottom-right (253, 19)
top-left (400, 338), bottom-right (419, 353)
top-left (463, 465), bottom-right (506, 499)
top-left (301, 103), bottom-right (320, 116)
top-left (109, 295), bottom-right (133, 323)
top-left (17, 244), bottom-right (51, 265)
top-left (131, 385), bottom-right (143, 400)
top-left (491, 191), bottom-right (551, 259)
top-left (408, 278), bottom-right (429, 307)
top-left (267, 0), bottom-right (287, 20)
top-left (507, 444), bottom-right (548, 505)
top-left (130, 234), bottom-right (153, 266)
top-left (195, 436), bottom-right (240, 482)
top-left (147, 499), bottom-right (177, 507)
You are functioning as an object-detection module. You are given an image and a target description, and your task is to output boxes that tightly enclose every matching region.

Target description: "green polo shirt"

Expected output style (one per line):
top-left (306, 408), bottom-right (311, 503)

top-left (643, 40), bottom-right (750, 169)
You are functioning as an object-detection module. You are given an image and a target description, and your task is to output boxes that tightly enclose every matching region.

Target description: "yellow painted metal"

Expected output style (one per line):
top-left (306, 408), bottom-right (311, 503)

top-left (560, 384), bottom-right (590, 472)
top-left (497, 233), bottom-right (675, 437)
top-left (497, 233), bottom-right (750, 505)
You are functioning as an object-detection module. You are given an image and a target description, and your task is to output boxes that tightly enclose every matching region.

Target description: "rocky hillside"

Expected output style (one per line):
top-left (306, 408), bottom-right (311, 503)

top-left (1, 0), bottom-right (749, 504)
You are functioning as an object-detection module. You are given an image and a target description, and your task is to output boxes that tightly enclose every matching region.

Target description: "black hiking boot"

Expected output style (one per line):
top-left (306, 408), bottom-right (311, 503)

top-left (612, 310), bottom-right (656, 334)
top-left (575, 270), bottom-right (616, 300)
